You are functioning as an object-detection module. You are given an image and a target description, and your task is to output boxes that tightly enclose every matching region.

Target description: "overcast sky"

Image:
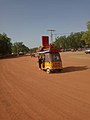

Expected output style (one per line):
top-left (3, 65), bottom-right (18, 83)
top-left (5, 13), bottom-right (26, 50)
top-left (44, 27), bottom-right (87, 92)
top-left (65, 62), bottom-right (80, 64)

top-left (0, 0), bottom-right (90, 48)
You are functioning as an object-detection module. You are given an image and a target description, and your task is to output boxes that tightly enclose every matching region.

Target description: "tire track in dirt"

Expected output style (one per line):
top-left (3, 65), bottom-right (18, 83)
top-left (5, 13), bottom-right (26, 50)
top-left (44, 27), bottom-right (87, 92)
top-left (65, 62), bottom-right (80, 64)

top-left (0, 53), bottom-right (90, 120)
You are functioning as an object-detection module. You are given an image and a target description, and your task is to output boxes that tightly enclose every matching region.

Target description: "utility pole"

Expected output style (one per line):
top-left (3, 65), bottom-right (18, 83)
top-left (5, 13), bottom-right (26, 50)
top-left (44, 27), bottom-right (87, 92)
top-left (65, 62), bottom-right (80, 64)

top-left (53, 34), bottom-right (57, 40)
top-left (47, 29), bottom-right (56, 43)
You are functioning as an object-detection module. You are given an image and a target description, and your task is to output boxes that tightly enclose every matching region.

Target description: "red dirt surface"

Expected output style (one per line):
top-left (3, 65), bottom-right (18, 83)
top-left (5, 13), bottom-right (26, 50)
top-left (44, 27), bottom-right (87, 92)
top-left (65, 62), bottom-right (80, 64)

top-left (0, 51), bottom-right (90, 120)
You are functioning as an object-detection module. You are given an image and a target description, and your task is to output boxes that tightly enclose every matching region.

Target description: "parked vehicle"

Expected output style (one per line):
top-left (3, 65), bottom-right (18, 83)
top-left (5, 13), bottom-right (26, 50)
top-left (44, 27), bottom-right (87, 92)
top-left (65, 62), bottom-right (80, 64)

top-left (85, 48), bottom-right (90, 54)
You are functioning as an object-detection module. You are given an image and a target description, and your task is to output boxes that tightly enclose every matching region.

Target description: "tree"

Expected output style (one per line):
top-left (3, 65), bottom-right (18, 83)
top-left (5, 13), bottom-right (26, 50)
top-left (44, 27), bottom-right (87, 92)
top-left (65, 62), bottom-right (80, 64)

top-left (68, 32), bottom-right (85, 49)
top-left (12, 42), bottom-right (29, 54)
top-left (54, 32), bottom-right (85, 49)
top-left (54, 35), bottom-right (68, 49)
top-left (82, 32), bottom-right (90, 45)
top-left (0, 33), bottom-right (12, 55)
top-left (87, 21), bottom-right (90, 31)
top-left (29, 47), bottom-right (38, 53)
top-left (82, 21), bottom-right (90, 45)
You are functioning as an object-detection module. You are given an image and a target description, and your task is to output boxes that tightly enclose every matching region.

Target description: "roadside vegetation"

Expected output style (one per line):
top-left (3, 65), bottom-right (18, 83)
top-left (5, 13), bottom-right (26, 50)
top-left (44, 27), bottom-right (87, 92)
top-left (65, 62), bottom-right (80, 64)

top-left (54, 21), bottom-right (90, 50)
top-left (0, 21), bottom-right (90, 57)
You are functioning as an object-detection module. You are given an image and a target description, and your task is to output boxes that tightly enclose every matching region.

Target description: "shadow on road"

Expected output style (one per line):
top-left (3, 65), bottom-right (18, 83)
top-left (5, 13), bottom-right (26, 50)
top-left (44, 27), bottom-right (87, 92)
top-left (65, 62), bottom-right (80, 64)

top-left (50, 66), bottom-right (89, 74)
top-left (62, 66), bottom-right (88, 73)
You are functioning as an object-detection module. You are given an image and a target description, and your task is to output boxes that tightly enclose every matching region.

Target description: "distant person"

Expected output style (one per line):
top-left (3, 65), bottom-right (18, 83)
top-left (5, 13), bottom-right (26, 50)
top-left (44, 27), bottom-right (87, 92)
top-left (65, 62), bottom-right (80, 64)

top-left (38, 56), bottom-right (43, 70)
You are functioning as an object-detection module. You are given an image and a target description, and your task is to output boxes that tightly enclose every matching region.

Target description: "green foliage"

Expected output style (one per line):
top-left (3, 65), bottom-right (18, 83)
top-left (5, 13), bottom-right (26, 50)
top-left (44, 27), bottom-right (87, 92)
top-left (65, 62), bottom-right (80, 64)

top-left (12, 42), bottom-right (29, 54)
top-left (29, 47), bottom-right (38, 53)
top-left (82, 32), bottom-right (90, 44)
top-left (0, 33), bottom-right (12, 55)
top-left (87, 21), bottom-right (90, 31)
top-left (1, 20), bottom-right (90, 55)
top-left (82, 21), bottom-right (90, 45)
top-left (54, 32), bottom-right (85, 49)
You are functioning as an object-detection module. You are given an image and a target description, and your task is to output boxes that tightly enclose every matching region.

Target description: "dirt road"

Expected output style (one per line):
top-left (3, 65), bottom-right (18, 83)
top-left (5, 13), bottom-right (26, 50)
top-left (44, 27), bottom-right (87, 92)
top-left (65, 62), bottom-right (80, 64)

top-left (0, 52), bottom-right (90, 120)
